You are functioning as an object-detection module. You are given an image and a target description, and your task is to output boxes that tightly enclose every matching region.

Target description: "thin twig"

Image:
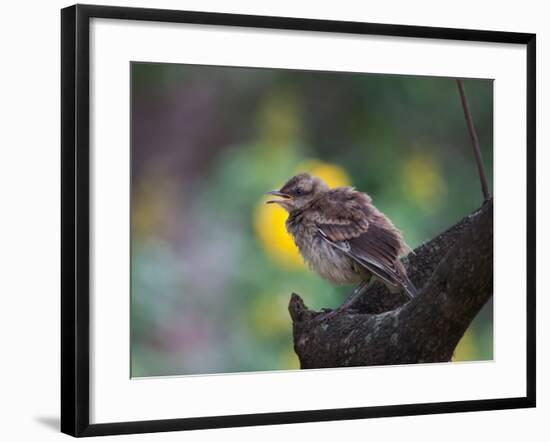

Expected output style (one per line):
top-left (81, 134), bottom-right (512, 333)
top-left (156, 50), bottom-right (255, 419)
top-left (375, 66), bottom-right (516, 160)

top-left (456, 79), bottom-right (491, 201)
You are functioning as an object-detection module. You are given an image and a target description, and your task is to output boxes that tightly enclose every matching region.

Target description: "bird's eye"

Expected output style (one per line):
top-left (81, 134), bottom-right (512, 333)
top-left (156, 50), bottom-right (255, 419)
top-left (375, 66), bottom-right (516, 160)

top-left (294, 187), bottom-right (304, 195)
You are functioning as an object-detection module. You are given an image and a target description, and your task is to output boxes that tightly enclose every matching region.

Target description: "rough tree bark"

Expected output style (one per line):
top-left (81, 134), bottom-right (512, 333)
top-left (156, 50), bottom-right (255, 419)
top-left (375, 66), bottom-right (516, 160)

top-left (288, 199), bottom-right (493, 369)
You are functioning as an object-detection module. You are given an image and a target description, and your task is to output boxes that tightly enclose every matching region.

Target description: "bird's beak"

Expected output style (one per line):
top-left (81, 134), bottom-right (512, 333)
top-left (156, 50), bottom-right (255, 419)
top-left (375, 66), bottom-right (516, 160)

top-left (265, 190), bottom-right (291, 205)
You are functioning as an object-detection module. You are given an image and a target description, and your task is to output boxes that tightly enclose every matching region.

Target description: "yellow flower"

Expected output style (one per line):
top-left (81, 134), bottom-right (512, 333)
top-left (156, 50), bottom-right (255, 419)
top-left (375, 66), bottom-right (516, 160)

top-left (453, 329), bottom-right (475, 361)
top-left (257, 90), bottom-right (302, 149)
top-left (280, 346), bottom-right (300, 370)
top-left (254, 160), bottom-right (351, 269)
top-left (133, 176), bottom-right (175, 238)
top-left (248, 292), bottom-right (292, 337)
top-left (255, 199), bottom-right (304, 268)
top-left (401, 152), bottom-right (447, 212)
top-left (296, 159), bottom-right (351, 189)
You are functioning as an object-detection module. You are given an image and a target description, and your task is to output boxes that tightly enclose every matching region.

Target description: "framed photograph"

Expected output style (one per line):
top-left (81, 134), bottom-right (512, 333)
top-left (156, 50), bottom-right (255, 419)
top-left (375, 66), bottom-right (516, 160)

top-left (61, 4), bottom-right (536, 437)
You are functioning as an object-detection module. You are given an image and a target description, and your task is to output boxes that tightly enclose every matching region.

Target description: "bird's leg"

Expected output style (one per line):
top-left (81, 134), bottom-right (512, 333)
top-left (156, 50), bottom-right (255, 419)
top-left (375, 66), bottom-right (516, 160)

top-left (318, 279), bottom-right (370, 322)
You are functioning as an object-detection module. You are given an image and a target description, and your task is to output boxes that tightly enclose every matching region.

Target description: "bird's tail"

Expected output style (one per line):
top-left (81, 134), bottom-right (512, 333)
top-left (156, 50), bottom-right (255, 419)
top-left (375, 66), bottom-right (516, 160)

top-left (394, 260), bottom-right (418, 299)
top-left (402, 276), bottom-right (418, 299)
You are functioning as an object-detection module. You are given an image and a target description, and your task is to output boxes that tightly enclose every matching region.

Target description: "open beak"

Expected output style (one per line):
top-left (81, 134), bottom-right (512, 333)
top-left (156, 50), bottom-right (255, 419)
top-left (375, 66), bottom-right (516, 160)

top-left (265, 190), bottom-right (291, 205)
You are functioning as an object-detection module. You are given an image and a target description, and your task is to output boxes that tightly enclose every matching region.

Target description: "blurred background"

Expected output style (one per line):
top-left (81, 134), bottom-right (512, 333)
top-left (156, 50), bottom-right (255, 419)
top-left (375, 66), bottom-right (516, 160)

top-left (131, 63), bottom-right (493, 377)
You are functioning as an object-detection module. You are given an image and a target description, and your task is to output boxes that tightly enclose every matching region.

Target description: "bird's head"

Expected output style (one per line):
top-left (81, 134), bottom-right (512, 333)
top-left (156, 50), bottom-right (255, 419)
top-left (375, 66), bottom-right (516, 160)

top-left (266, 173), bottom-right (329, 212)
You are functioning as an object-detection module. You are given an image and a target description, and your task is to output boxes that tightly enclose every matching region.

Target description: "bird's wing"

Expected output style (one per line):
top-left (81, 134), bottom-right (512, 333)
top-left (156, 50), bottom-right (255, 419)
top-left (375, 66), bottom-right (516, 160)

top-left (315, 209), bottom-right (414, 296)
top-left (306, 188), bottom-right (416, 298)
top-left (317, 222), bottom-right (398, 285)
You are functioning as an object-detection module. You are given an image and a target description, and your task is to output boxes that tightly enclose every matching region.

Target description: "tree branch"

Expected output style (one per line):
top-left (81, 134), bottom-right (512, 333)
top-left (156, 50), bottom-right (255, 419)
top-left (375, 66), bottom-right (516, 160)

top-left (288, 199), bottom-right (493, 368)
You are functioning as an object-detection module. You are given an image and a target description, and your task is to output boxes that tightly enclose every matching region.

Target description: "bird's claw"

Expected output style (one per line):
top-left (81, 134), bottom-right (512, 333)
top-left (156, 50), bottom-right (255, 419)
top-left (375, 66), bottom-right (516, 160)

top-left (314, 306), bottom-right (361, 323)
top-left (314, 309), bottom-right (340, 323)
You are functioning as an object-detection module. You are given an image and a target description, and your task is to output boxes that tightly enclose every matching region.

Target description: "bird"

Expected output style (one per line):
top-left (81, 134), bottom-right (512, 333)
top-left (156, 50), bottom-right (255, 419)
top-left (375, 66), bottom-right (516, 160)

top-left (266, 173), bottom-right (417, 318)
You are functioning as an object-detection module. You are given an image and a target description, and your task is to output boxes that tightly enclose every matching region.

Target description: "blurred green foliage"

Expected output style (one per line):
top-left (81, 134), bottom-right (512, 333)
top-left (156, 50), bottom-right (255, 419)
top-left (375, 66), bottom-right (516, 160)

top-left (131, 62), bottom-right (493, 376)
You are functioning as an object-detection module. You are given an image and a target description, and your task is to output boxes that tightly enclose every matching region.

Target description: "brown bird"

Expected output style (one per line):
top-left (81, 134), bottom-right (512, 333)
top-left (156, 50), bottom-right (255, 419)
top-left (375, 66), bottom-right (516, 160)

top-left (266, 173), bottom-right (417, 317)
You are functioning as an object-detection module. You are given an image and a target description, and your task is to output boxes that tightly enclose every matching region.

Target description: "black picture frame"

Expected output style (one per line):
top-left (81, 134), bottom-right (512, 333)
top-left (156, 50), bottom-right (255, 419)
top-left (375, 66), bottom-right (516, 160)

top-left (61, 4), bottom-right (536, 437)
